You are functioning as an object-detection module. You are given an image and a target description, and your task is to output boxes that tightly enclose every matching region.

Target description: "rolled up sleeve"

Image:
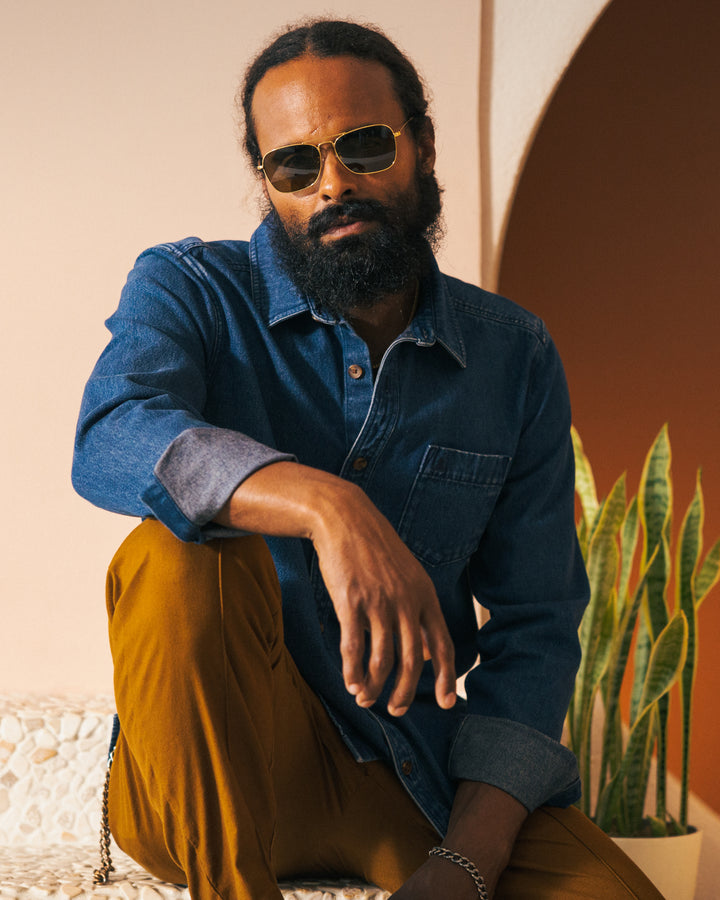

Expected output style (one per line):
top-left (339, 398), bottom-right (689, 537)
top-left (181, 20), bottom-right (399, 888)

top-left (147, 426), bottom-right (294, 541)
top-left (449, 715), bottom-right (580, 811)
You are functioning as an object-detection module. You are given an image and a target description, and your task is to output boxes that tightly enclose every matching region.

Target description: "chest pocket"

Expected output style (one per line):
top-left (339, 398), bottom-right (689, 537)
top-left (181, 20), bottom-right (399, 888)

top-left (398, 445), bottom-right (511, 567)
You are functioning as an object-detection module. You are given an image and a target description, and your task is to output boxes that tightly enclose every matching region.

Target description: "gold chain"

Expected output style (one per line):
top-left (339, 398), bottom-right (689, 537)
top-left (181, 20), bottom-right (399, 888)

top-left (92, 761), bottom-right (115, 884)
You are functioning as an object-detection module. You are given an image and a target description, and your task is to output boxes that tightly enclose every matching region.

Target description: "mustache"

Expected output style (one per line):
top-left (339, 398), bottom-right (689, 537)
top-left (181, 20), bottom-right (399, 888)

top-left (307, 199), bottom-right (389, 241)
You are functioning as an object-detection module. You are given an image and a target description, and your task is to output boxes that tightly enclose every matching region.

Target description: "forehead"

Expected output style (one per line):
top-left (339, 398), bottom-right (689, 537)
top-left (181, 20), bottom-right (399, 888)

top-left (252, 54), bottom-right (404, 150)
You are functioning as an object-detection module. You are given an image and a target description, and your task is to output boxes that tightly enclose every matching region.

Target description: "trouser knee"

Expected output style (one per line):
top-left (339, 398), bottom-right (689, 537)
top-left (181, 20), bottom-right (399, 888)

top-left (106, 518), bottom-right (283, 667)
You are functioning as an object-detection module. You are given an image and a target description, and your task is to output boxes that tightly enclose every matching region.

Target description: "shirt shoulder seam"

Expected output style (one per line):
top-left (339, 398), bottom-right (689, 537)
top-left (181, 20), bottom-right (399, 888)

top-left (450, 294), bottom-right (548, 345)
top-left (139, 238), bottom-right (249, 375)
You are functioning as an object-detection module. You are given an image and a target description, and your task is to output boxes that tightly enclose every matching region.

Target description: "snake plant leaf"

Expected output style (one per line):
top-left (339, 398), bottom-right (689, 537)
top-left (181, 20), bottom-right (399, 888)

top-left (630, 615), bottom-right (652, 725)
top-left (596, 704), bottom-right (657, 834)
top-left (678, 473), bottom-right (703, 602)
top-left (641, 522), bottom-right (672, 824)
top-left (575, 479), bottom-right (625, 691)
top-left (630, 611), bottom-right (688, 833)
top-left (696, 537), bottom-right (720, 608)
top-left (573, 478), bottom-right (626, 747)
top-left (677, 473), bottom-right (703, 828)
top-left (572, 426), bottom-right (599, 544)
top-left (639, 424), bottom-right (672, 642)
top-left (577, 599), bottom-right (616, 816)
top-left (618, 496), bottom-right (639, 619)
top-left (599, 547), bottom-right (657, 797)
top-left (587, 479), bottom-right (626, 585)
top-left (569, 476), bottom-right (626, 814)
top-left (647, 815), bottom-right (671, 838)
top-left (627, 709), bottom-right (659, 835)
top-left (632, 426), bottom-right (672, 753)
top-left (595, 611), bottom-right (687, 835)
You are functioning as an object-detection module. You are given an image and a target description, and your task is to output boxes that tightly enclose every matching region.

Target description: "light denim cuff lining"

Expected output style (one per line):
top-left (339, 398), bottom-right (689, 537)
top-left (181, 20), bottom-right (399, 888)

top-left (154, 426), bottom-right (296, 531)
top-left (448, 715), bottom-right (580, 812)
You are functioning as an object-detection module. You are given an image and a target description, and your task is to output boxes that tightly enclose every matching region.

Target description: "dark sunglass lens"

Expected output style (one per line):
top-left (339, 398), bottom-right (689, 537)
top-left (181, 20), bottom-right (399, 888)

top-left (337, 125), bottom-right (396, 174)
top-left (264, 145), bottom-right (321, 192)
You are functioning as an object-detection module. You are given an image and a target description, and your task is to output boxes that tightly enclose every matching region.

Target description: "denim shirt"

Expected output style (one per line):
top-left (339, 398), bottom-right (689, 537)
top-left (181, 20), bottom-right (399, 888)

top-left (73, 219), bottom-right (588, 835)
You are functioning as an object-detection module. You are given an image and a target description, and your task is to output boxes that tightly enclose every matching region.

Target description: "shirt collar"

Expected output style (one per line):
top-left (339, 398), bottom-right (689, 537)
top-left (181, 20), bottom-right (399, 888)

top-left (410, 256), bottom-right (466, 367)
top-left (249, 217), bottom-right (466, 367)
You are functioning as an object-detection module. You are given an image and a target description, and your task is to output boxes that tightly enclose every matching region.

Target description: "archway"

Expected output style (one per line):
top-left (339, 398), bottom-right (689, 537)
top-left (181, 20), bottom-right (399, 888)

top-left (498, 0), bottom-right (720, 814)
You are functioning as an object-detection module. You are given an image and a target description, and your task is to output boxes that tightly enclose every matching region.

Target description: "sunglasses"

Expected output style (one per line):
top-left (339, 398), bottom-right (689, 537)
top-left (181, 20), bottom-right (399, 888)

top-left (257, 119), bottom-right (414, 193)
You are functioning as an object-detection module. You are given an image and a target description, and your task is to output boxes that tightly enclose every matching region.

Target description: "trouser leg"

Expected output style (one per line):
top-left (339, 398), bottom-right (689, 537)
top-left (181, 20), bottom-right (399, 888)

top-left (494, 805), bottom-right (665, 899)
top-left (107, 519), bottom-right (288, 900)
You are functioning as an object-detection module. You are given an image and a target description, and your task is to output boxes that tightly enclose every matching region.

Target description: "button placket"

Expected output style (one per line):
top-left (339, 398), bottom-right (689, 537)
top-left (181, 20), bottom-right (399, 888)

top-left (341, 329), bottom-right (374, 445)
top-left (339, 327), bottom-right (404, 486)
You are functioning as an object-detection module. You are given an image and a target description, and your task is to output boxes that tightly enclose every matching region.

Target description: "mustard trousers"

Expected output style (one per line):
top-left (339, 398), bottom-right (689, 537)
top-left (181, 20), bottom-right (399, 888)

top-left (106, 520), bottom-right (662, 900)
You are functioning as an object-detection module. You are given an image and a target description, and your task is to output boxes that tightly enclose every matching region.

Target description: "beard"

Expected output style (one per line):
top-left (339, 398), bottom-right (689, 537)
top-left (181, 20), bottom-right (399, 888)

top-left (264, 170), bottom-right (444, 317)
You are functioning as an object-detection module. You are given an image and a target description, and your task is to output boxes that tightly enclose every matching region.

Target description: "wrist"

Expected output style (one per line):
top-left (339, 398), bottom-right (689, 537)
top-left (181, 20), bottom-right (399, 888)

top-left (303, 472), bottom-right (365, 544)
top-left (444, 781), bottom-right (528, 892)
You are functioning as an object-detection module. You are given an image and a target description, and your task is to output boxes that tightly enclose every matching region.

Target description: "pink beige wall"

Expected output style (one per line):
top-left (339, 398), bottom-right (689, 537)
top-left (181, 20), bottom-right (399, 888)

top-left (498, 0), bottom-right (720, 815)
top-left (0, 2), bottom-right (479, 693)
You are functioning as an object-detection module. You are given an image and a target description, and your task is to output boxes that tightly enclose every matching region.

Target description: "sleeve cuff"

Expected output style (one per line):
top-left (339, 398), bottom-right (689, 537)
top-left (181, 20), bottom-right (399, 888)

top-left (448, 715), bottom-right (580, 812)
top-left (144, 426), bottom-right (296, 542)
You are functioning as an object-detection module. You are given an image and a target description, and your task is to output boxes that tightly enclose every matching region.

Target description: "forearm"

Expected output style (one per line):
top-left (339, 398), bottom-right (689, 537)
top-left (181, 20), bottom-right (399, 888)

top-left (444, 781), bottom-right (527, 895)
top-left (214, 459), bottom-right (360, 540)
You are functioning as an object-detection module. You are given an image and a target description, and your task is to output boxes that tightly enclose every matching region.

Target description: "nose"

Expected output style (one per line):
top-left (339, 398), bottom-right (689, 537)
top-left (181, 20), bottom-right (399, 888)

top-left (316, 142), bottom-right (358, 201)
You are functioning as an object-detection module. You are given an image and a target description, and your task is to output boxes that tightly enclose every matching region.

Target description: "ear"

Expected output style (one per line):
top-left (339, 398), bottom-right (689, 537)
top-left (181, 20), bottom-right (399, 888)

top-left (257, 170), bottom-right (272, 205)
top-left (415, 118), bottom-right (436, 175)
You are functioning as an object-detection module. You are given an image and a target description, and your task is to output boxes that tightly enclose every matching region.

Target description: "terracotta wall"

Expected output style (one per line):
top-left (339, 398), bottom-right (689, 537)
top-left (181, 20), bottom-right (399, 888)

top-left (498, 0), bottom-right (720, 814)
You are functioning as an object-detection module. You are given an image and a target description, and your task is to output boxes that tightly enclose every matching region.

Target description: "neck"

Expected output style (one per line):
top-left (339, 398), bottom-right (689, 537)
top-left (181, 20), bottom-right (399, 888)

top-left (347, 281), bottom-right (419, 368)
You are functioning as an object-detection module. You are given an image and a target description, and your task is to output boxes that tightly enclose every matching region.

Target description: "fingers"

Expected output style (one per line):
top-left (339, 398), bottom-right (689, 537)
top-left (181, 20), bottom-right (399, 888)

top-left (388, 608), bottom-right (457, 716)
top-left (342, 603), bottom-right (396, 709)
top-left (387, 619), bottom-right (425, 716)
top-left (340, 605), bottom-right (366, 699)
top-left (340, 594), bottom-right (457, 718)
top-left (357, 616), bottom-right (395, 709)
top-left (423, 614), bottom-right (457, 710)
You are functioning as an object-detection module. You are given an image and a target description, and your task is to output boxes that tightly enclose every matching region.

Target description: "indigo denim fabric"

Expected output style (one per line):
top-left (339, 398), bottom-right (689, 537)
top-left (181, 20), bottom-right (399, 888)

top-left (73, 218), bottom-right (589, 834)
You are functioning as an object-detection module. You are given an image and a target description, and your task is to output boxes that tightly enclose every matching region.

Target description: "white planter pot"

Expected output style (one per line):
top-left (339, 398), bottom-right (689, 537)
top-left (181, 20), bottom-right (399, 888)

top-left (613, 830), bottom-right (702, 900)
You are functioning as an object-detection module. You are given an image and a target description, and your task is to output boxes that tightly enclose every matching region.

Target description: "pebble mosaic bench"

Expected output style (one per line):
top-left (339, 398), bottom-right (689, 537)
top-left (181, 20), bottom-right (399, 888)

top-left (0, 695), bottom-right (387, 899)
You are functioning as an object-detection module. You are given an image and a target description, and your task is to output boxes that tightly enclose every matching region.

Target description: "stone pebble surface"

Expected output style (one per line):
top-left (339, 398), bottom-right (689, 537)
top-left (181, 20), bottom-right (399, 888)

top-left (0, 695), bottom-right (387, 899)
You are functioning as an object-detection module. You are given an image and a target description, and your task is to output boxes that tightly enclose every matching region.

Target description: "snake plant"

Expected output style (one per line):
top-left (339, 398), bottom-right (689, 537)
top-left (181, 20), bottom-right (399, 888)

top-left (567, 425), bottom-right (720, 837)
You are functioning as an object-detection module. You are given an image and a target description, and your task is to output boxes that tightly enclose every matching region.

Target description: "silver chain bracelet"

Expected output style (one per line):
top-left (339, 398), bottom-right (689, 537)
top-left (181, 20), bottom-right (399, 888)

top-left (429, 846), bottom-right (489, 899)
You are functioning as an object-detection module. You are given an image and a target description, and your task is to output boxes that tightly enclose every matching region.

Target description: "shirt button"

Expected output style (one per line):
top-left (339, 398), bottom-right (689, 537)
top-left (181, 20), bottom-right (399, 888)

top-left (348, 364), bottom-right (364, 379)
top-left (352, 457), bottom-right (368, 471)
top-left (401, 759), bottom-right (413, 776)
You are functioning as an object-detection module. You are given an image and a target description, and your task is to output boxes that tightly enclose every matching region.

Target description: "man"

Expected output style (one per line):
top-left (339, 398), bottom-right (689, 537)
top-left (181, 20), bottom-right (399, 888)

top-left (73, 19), bottom-right (662, 900)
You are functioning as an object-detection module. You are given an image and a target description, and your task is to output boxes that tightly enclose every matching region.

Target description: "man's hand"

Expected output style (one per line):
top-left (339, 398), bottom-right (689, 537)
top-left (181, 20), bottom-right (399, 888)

top-left (310, 475), bottom-right (456, 715)
top-left (215, 461), bottom-right (456, 715)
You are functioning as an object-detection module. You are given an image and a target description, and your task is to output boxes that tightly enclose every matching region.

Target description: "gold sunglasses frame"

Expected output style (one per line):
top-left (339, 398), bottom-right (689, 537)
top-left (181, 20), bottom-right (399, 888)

top-left (257, 118), bottom-right (414, 192)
